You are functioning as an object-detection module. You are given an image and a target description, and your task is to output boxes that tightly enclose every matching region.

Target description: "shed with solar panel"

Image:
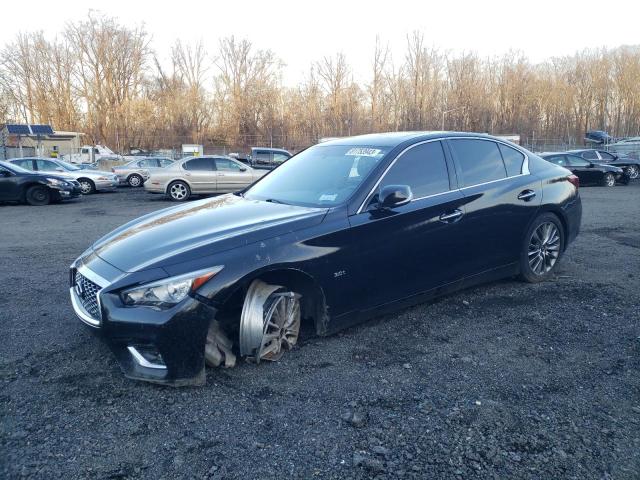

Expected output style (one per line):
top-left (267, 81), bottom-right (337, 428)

top-left (1, 124), bottom-right (83, 160)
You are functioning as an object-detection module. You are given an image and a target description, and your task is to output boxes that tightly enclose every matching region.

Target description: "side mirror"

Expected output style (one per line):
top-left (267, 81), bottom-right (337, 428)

top-left (378, 185), bottom-right (413, 209)
top-left (239, 167), bottom-right (247, 172)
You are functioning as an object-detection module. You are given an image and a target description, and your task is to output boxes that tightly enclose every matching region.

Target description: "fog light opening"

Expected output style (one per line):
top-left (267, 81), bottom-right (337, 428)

top-left (127, 345), bottom-right (167, 370)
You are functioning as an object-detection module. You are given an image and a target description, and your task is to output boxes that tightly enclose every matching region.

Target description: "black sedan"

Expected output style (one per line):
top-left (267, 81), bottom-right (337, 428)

top-left (0, 160), bottom-right (81, 205)
top-left (568, 149), bottom-right (640, 180)
top-left (69, 132), bottom-right (582, 385)
top-left (539, 152), bottom-right (627, 187)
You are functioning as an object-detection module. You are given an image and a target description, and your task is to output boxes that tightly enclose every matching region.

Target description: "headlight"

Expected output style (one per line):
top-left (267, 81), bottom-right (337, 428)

top-left (46, 177), bottom-right (69, 187)
top-left (121, 266), bottom-right (223, 308)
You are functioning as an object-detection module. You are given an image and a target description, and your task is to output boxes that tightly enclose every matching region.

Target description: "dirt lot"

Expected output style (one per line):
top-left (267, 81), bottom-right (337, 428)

top-left (1, 184), bottom-right (639, 479)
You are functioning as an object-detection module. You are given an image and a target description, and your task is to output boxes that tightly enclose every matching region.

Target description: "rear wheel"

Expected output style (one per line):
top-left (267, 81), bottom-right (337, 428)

top-left (625, 165), bottom-right (639, 179)
top-left (167, 181), bottom-right (190, 201)
top-left (519, 213), bottom-right (564, 283)
top-left (25, 185), bottom-right (51, 206)
top-left (601, 172), bottom-right (615, 187)
top-left (128, 174), bottom-right (143, 187)
top-left (78, 178), bottom-right (96, 194)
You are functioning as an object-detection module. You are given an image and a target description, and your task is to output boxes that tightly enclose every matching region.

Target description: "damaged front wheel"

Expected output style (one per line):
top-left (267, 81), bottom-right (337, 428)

top-left (239, 279), bottom-right (301, 363)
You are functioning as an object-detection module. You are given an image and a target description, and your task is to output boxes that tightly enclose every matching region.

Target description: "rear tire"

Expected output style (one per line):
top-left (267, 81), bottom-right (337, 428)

top-left (625, 165), bottom-right (639, 179)
top-left (167, 181), bottom-right (191, 201)
top-left (128, 174), bottom-right (144, 187)
top-left (601, 173), bottom-right (615, 187)
top-left (25, 185), bottom-right (51, 206)
top-left (519, 213), bottom-right (565, 283)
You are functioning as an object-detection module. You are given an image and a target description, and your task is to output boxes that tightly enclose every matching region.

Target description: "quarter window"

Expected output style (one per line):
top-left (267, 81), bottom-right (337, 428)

top-left (183, 157), bottom-right (215, 171)
top-left (378, 141), bottom-right (450, 200)
top-left (450, 139), bottom-right (507, 187)
top-left (36, 159), bottom-right (58, 171)
top-left (498, 144), bottom-right (525, 176)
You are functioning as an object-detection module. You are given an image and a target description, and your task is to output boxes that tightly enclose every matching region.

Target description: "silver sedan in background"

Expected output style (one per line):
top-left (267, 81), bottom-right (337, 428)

top-left (8, 157), bottom-right (119, 194)
top-left (112, 157), bottom-right (174, 187)
top-left (144, 156), bottom-right (268, 201)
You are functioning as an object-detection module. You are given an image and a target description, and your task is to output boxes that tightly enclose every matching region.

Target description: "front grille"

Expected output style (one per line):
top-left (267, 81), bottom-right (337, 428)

top-left (74, 271), bottom-right (101, 320)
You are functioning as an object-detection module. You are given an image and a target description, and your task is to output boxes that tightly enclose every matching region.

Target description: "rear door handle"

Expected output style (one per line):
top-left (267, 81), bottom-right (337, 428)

top-left (517, 190), bottom-right (536, 201)
top-left (439, 209), bottom-right (463, 223)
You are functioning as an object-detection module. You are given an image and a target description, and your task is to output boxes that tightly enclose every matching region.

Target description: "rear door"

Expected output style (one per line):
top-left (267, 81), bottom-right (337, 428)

top-left (214, 158), bottom-right (254, 192)
top-left (182, 157), bottom-right (217, 192)
top-left (446, 138), bottom-right (541, 273)
top-left (566, 155), bottom-right (599, 184)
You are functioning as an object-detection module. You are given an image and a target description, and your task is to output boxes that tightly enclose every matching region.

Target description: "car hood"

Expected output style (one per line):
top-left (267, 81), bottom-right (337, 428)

top-left (91, 194), bottom-right (327, 272)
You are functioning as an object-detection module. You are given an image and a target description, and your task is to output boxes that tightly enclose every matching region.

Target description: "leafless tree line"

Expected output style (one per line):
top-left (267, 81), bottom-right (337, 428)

top-left (1, 13), bottom-right (639, 152)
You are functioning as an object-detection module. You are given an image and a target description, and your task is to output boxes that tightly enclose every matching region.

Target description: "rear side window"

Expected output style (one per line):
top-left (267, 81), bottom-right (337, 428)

top-left (567, 156), bottom-right (590, 167)
top-left (598, 151), bottom-right (615, 160)
top-left (379, 141), bottom-right (450, 199)
top-left (450, 139), bottom-right (506, 187)
top-left (498, 144), bottom-right (525, 176)
top-left (582, 150), bottom-right (598, 160)
top-left (12, 159), bottom-right (33, 170)
top-left (544, 155), bottom-right (567, 166)
top-left (254, 151), bottom-right (271, 162)
top-left (183, 158), bottom-right (215, 171)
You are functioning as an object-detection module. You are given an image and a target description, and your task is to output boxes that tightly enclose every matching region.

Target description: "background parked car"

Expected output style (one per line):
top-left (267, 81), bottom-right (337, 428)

top-left (568, 149), bottom-right (640, 179)
top-left (112, 157), bottom-right (174, 187)
top-left (8, 158), bottom-right (119, 194)
top-left (144, 155), bottom-right (268, 201)
top-left (540, 152), bottom-right (627, 186)
top-left (234, 147), bottom-right (292, 170)
top-left (0, 160), bottom-right (81, 205)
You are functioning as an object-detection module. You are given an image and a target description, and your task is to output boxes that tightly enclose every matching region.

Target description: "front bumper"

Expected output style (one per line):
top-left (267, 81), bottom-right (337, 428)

top-left (70, 264), bottom-right (214, 385)
top-left (54, 185), bottom-right (82, 200)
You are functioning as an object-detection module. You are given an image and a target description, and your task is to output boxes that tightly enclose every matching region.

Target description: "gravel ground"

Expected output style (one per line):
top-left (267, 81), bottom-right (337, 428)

top-left (1, 184), bottom-right (639, 479)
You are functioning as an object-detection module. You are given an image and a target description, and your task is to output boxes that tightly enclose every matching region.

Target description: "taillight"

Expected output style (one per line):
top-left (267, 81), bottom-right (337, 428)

top-left (567, 174), bottom-right (579, 189)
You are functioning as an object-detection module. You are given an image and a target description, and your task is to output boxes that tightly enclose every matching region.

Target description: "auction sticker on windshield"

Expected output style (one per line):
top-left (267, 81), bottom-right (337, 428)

top-left (345, 148), bottom-right (383, 157)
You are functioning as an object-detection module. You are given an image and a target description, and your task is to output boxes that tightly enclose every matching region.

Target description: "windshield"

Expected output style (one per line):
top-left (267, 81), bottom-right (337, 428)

top-left (244, 145), bottom-right (389, 207)
top-left (0, 160), bottom-right (31, 173)
top-left (56, 160), bottom-right (81, 171)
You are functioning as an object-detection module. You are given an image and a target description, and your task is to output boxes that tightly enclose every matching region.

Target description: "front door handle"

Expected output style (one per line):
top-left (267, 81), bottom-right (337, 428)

top-left (517, 190), bottom-right (536, 201)
top-left (218, 173), bottom-right (226, 176)
top-left (439, 209), bottom-right (463, 223)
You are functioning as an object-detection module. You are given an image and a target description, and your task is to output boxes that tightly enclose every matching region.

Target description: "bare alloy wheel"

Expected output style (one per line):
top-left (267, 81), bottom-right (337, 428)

top-left (528, 222), bottom-right (561, 275)
top-left (602, 173), bottom-right (615, 187)
top-left (239, 279), bottom-right (301, 363)
top-left (128, 174), bottom-right (143, 187)
top-left (79, 179), bottom-right (95, 194)
top-left (25, 185), bottom-right (51, 206)
top-left (168, 181), bottom-right (190, 201)
top-left (625, 165), bottom-right (639, 179)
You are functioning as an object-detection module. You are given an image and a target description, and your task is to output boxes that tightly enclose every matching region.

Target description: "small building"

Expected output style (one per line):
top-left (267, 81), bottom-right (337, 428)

top-left (1, 124), bottom-right (84, 160)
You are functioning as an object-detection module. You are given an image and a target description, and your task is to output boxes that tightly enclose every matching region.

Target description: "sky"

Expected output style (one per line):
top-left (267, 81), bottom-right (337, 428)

top-left (2, 0), bottom-right (639, 85)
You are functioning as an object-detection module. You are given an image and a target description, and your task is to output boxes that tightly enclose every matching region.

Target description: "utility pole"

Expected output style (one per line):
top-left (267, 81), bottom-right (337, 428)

top-left (441, 107), bottom-right (464, 131)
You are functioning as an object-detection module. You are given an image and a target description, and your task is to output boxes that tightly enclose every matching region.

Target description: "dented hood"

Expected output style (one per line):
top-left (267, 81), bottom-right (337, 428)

top-left (92, 194), bottom-right (327, 272)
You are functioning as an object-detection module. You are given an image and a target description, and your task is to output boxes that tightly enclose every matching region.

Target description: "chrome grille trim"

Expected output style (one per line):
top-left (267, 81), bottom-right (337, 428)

top-left (70, 265), bottom-right (108, 327)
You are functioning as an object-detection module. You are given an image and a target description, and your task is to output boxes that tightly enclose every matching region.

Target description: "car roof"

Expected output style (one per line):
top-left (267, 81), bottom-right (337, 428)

top-left (317, 131), bottom-right (503, 148)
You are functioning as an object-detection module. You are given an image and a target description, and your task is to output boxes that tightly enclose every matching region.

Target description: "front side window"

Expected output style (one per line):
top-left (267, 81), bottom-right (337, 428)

top-left (450, 139), bottom-right (507, 187)
top-left (378, 141), bottom-right (450, 200)
top-left (183, 157), bottom-right (215, 171)
top-left (273, 153), bottom-right (290, 163)
top-left (245, 145), bottom-right (389, 207)
top-left (544, 155), bottom-right (567, 166)
top-left (215, 158), bottom-right (243, 171)
top-left (498, 144), bottom-right (525, 176)
top-left (160, 159), bottom-right (173, 167)
top-left (254, 151), bottom-right (271, 162)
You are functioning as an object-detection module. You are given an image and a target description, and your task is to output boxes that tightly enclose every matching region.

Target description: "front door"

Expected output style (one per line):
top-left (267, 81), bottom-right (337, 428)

top-left (214, 158), bottom-right (254, 192)
top-left (349, 140), bottom-right (468, 309)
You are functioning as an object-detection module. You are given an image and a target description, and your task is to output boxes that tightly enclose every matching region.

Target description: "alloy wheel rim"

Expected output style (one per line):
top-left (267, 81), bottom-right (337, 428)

top-left (606, 174), bottom-right (615, 186)
top-left (528, 222), bottom-right (560, 275)
top-left (129, 176), bottom-right (141, 186)
top-left (80, 181), bottom-right (92, 194)
top-left (257, 292), bottom-right (300, 361)
top-left (170, 184), bottom-right (186, 199)
top-left (627, 165), bottom-right (639, 179)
